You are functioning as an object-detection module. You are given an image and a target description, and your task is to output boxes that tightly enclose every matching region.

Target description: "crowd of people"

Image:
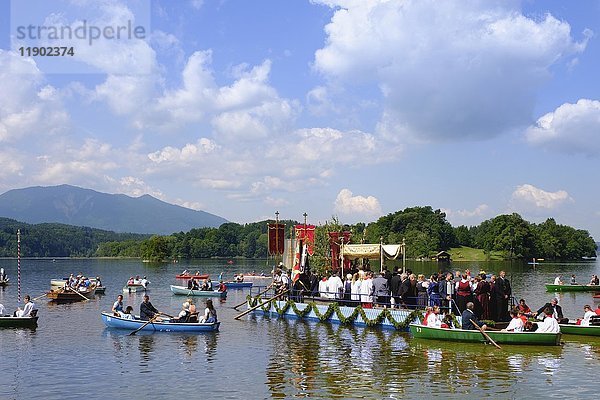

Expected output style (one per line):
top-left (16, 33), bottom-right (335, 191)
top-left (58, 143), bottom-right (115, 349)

top-left (0, 295), bottom-right (37, 318)
top-left (64, 273), bottom-right (98, 291)
top-left (126, 275), bottom-right (150, 288)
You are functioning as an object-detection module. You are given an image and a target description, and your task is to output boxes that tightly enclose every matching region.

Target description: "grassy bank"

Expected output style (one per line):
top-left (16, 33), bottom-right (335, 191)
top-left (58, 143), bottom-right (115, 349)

top-left (448, 246), bottom-right (506, 261)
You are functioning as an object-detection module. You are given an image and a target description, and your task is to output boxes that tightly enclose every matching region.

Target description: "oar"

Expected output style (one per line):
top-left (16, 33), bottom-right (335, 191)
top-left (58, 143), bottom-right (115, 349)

top-left (67, 287), bottom-right (90, 302)
top-left (232, 283), bottom-right (273, 311)
top-left (129, 315), bottom-right (158, 336)
top-left (471, 319), bottom-right (501, 349)
top-left (160, 312), bottom-right (175, 319)
top-left (234, 289), bottom-right (289, 320)
top-left (32, 293), bottom-right (48, 301)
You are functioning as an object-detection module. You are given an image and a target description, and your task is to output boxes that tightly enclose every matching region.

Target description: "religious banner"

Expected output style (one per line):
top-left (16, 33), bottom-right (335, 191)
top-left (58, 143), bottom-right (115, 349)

top-left (295, 224), bottom-right (316, 255)
top-left (268, 223), bottom-right (285, 256)
top-left (291, 240), bottom-right (302, 282)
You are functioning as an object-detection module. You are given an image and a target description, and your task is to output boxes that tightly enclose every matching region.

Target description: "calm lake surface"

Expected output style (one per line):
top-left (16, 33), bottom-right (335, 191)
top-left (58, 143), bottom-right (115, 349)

top-left (1, 258), bottom-right (599, 399)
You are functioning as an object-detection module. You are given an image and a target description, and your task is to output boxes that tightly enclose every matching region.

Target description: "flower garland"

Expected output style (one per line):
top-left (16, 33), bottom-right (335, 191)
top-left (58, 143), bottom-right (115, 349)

top-left (245, 295), bottom-right (424, 330)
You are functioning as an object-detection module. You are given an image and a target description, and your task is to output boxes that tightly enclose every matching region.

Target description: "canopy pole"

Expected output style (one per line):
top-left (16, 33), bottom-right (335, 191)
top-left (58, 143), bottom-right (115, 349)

top-left (402, 237), bottom-right (406, 274)
top-left (379, 236), bottom-right (384, 273)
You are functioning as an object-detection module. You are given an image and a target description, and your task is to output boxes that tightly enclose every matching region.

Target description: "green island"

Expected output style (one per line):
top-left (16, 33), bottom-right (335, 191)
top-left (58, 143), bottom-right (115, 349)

top-left (0, 206), bottom-right (595, 268)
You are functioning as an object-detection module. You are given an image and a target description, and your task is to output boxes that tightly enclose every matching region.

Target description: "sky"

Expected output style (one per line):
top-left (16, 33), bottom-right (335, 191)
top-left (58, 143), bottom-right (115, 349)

top-left (1, 0), bottom-right (600, 240)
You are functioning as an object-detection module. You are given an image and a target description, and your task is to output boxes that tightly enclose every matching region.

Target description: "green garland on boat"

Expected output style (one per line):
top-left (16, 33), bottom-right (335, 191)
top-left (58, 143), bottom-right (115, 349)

top-left (246, 295), bottom-right (423, 330)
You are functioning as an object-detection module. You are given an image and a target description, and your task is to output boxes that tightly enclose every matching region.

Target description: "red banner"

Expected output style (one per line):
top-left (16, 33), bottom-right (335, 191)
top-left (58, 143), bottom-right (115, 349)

top-left (268, 223), bottom-right (285, 256)
top-left (295, 224), bottom-right (315, 255)
top-left (328, 231), bottom-right (352, 273)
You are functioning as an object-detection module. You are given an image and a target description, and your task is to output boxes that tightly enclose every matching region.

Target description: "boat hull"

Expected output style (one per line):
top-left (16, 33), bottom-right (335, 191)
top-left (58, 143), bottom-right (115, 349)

top-left (0, 316), bottom-right (38, 329)
top-left (101, 312), bottom-right (219, 332)
top-left (122, 285), bottom-right (147, 293)
top-left (46, 288), bottom-right (95, 302)
top-left (409, 324), bottom-right (561, 345)
top-left (559, 323), bottom-right (600, 336)
top-left (222, 281), bottom-right (253, 289)
top-left (250, 299), bottom-right (419, 330)
top-left (170, 285), bottom-right (227, 297)
top-left (545, 284), bottom-right (600, 292)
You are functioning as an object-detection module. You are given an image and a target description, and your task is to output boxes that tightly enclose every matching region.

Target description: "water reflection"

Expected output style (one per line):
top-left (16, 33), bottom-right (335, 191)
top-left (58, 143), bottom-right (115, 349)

top-left (138, 334), bottom-right (155, 369)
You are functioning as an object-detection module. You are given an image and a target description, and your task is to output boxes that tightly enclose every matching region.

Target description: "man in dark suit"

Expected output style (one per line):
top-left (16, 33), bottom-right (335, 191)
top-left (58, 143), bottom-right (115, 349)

top-left (389, 268), bottom-right (402, 308)
top-left (535, 297), bottom-right (566, 323)
top-left (439, 273), bottom-right (456, 314)
top-left (461, 302), bottom-right (487, 330)
top-left (496, 270), bottom-right (511, 321)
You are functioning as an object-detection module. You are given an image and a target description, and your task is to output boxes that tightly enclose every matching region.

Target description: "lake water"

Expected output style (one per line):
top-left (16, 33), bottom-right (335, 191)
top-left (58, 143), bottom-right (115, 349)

top-left (0, 258), bottom-right (599, 399)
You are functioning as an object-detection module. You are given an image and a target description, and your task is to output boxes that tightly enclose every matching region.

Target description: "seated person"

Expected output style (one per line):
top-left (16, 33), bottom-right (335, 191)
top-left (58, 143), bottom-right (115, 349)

top-left (173, 302), bottom-right (190, 323)
top-left (579, 305), bottom-right (596, 326)
top-left (502, 310), bottom-right (524, 332)
top-left (535, 298), bottom-right (567, 323)
top-left (218, 281), bottom-right (227, 292)
top-left (596, 304), bottom-right (600, 316)
top-left (119, 305), bottom-right (135, 320)
top-left (536, 307), bottom-right (560, 333)
top-left (0, 303), bottom-right (5, 316)
top-left (517, 299), bottom-right (532, 315)
top-left (191, 279), bottom-right (200, 290)
top-left (187, 279), bottom-right (194, 290)
top-left (553, 275), bottom-right (563, 285)
top-left (207, 279), bottom-right (213, 290)
top-left (200, 279), bottom-right (209, 291)
top-left (426, 306), bottom-right (444, 328)
top-left (15, 295), bottom-right (35, 317)
top-left (181, 269), bottom-right (189, 276)
top-left (200, 299), bottom-right (217, 323)
top-left (570, 274), bottom-right (577, 285)
top-left (461, 302), bottom-right (487, 330)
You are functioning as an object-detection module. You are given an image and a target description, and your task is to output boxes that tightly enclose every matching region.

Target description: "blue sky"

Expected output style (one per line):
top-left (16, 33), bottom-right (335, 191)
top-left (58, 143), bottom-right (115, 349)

top-left (1, 0), bottom-right (600, 240)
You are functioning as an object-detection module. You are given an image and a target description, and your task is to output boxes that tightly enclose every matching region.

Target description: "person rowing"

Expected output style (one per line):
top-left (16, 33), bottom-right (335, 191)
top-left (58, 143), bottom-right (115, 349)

top-left (461, 302), bottom-right (487, 331)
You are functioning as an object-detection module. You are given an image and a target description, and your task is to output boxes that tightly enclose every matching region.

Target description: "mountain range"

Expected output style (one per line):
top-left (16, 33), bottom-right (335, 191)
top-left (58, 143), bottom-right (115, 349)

top-left (0, 185), bottom-right (228, 235)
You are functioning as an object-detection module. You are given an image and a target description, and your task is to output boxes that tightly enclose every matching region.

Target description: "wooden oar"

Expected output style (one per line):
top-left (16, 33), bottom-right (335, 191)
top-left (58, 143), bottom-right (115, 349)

top-left (234, 289), bottom-right (289, 320)
top-left (129, 315), bottom-right (158, 336)
top-left (67, 287), bottom-right (90, 302)
top-left (471, 319), bottom-right (501, 349)
top-left (160, 312), bottom-right (175, 319)
top-left (32, 293), bottom-right (48, 301)
top-left (232, 283), bottom-right (273, 311)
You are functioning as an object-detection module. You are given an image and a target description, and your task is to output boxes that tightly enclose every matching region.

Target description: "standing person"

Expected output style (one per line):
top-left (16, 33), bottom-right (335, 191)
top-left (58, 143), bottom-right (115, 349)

top-left (360, 271), bottom-right (374, 308)
top-left (439, 273), bottom-right (456, 314)
top-left (416, 274), bottom-right (429, 308)
top-left (350, 273), bottom-right (362, 306)
top-left (474, 273), bottom-right (491, 320)
top-left (343, 274), bottom-right (353, 306)
top-left (15, 295), bottom-right (35, 317)
top-left (496, 271), bottom-right (511, 321)
top-left (427, 274), bottom-right (441, 307)
top-left (455, 274), bottom-right (473, 313)
top-left (112, 294), bottom-right (124, 315)
top-left (141, 276), bottom-right (150, 288)
top-left (389, 268), bottom-right (402, 308)
top-left (140, 295), bottom-right (159, 321)
top-left (200, 299), bottom-right (217, 323)
top-left (372, 271), bottom-right (390, 307)
top-left (327, 273), bottom-right (343, 300)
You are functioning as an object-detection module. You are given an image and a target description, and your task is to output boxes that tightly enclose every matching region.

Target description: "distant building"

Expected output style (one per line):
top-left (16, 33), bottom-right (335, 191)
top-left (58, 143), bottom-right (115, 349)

top-left (431, 251), bottom-right (451, 263)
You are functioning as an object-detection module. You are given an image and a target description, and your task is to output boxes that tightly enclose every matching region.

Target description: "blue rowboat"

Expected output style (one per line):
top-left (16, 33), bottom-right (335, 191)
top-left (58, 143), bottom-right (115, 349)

top-left (221, 281), bottom-right (253, 289)
top-left (100, 312), bottom-right (219, 332)
top-left (170, 285), bottom-right (227, 298)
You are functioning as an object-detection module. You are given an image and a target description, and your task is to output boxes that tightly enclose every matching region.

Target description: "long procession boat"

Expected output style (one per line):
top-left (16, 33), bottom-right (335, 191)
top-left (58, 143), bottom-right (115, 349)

top-left (170, 285), bottom-right (227, 298)
top-left (409, 323), bottom-right (562, 345)
top-left (545, 283), bottom-right (600, 292)
top-left (0, 315), bottom-right (38, 329)
top-left (175, 274), bottom-right (209, 280)
top-left (100, 312), bottom-right (220, 332)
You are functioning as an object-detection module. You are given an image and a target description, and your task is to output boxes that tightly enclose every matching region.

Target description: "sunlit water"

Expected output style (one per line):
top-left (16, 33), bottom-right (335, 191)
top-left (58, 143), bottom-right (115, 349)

top-left (0, 258), bottom-right (598, 399)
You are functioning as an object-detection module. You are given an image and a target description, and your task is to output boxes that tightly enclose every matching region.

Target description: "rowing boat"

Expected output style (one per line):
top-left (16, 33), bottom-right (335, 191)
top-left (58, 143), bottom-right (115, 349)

top-left (559, 323), bottom-right (600, 336)
top-left (0, 315), bottom-right (38, 329)
top-left (221, 281), bottom-right (253, 289)
top-left (46, 287), bottom-right (96, 302)
top-left (122, 284), bottom-right (147, 293)
top-left (545, 283), bottom-right (600, 292)
top-left (170, 285), bottom-right (227, 298)
top-left (175, 274), bottom-right (209, 280)
top-left (409, 324), bottom-right (561, 345)
top-left (100, 312), bottom-right (220, 332)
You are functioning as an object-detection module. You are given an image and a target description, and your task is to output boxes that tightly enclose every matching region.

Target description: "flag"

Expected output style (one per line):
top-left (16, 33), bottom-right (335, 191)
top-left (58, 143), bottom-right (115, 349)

top-left (291, 240), bottom-right (302, 282)
top-left (268, 223), bottom-right (285, 256)
top-left (295, 224), bottom-right (316, 255)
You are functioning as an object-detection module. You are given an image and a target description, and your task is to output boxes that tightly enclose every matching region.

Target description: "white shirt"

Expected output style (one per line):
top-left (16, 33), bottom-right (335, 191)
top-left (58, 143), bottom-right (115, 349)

top-left (327, 276), bottom-right (343, 299)
top-left (554, 276), bottom-right (562, 285)
top-left (0, 303), bottom-right (5, 315)
top-left (505, 317), bottom-right (524, 332)
top-left (351, 280), bottom-right (362, 301)
top-left (427, 312), bottom-right (442, 328)
top-left (537, 315), bottom-right (560, 333)
top-left (318, 279), bottom-right (328, 298)
top-left (16, 301), bottom-right (34, 317)
top-left (581, 310), bottom-right (596, 326)
top-left (360, 278), bottom-right (374, 303)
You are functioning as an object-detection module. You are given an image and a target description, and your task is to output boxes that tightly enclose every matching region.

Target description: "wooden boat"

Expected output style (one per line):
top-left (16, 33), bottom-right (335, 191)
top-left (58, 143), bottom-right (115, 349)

top-left (51, 277), bottom-right (102, 291)
top-left (175, 274), bottom-right (209, 280)
top-left (0, 315), bottom-right (38, 329)
top-left (559, 323), bottom-right (600, 336)
top-left (122, 284), bottom-right (147, 293)
top-left (545, 283), bottom-right (600, 292)
top-left (100, 312), bottom-right (220, 332)
top-left (221, 281), bottom-right (253, 289)
top-left (170, 285), bottom-right (227, 298)
top-left (409, 324), bottom-right (561, 345)
top-left (46, 287), bottom-right (96, 302)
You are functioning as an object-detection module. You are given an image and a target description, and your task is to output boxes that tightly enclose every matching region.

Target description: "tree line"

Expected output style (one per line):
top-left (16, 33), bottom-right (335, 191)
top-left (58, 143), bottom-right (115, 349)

top-left (0, 208), bottom-right (596, 261)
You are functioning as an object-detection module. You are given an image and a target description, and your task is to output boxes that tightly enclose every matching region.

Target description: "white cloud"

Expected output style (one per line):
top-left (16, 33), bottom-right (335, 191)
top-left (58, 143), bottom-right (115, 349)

top-left (525, 99), bottom-right (600, 156)
top-left (148, 138), bottom-right (219, 163)
top-left (511, 184), bottom-right (572, 209)
top-left (334, 188), bottom-right (382, 216)
top-left (442, 204), bottom-right (490, 227)
top-left (313, 0), bottom-right (589, 142)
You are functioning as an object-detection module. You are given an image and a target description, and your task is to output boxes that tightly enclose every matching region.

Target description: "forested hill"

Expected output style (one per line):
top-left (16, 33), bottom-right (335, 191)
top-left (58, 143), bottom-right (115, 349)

top-left (0, 185), bottom-right (228, 234)
top-left (0, 217), bottom-right (149, 257)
